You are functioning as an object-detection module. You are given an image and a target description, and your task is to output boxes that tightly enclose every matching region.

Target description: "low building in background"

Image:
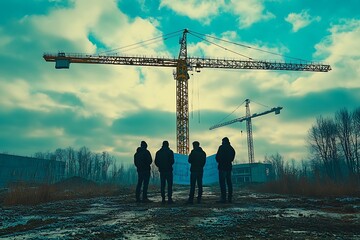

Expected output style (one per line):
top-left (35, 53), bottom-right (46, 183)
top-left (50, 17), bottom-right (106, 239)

top-left (232, 163), bottom-right (274, 184)
top-left (0, 153), bottom-right (65, 187)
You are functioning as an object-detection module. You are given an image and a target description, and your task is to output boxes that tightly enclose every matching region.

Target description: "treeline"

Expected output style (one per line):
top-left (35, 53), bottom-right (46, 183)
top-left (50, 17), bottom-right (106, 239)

top-left (266, 107), bottom-right (360, 183)
top-left (33, 146), bottom-right (156, 185)
top-left (308, 107), bottom-right (360, 182)
top-left (261, 107), bottom-right (360, 196)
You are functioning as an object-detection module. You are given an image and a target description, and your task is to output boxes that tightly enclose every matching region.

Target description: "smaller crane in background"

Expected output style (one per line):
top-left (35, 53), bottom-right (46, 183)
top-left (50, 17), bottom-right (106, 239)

top-left (209, 99), bottom-right (282, 165)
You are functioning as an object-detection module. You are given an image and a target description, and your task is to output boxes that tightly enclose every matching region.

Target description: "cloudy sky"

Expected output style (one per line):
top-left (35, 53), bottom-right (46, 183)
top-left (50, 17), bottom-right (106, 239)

top-left (0, 0), bottom-right (359, 166)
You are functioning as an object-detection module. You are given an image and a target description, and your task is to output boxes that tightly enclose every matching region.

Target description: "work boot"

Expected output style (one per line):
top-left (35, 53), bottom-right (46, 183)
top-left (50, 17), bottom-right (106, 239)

top-left (161, 198), bottom-right (166, 204)
top-left (136, 198), bottom-right (141, 203)
top-left (216, 198), bottom-right (226, 204)
top-left (168, 198), bottom-right (174, 204)
top-left (228, 197), bottom-right (232, 203)
top-left (197, 197), bottom-right (201, 204)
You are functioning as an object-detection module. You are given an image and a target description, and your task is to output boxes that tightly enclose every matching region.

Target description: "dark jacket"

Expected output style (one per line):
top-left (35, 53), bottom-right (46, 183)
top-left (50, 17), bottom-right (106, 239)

top-left (215, 142), bottom-right (235, 171)
top-left (134, 147), bottom-right (152, 172)
top-left (155, 146), bottom-right (175, 173)
top-left (188, 146), bottom-right (206, 172)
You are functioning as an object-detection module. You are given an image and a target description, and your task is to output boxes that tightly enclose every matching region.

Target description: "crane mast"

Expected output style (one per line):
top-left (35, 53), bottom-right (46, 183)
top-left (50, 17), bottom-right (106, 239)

top-left (209, 99), bottom-right (283, 164)
top-left (175, 29), bottom-right (190, 154)
top-left (43, 29), bottom-right (331, 155)
top-left (245, 99), bottom-right (254, 164)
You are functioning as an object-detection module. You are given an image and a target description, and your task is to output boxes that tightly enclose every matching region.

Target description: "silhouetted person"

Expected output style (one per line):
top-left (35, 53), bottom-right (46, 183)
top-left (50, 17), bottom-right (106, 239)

top-left (216, 137), bottom-right (235, 203)
top-left (134, 141), bottom-right (153, 203)
top-left (186, 141), bottom-right (206, 204)
top-left (155, 140), bottom-right (175, 204)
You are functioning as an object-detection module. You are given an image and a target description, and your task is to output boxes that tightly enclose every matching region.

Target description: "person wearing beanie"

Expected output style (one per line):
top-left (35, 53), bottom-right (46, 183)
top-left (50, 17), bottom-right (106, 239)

top-left (186, 141), bottom-right (206, 204)
top-left (215, 137), bottom-right (236, 203)
top-left (155, 140), bottom-right (175, 204)
top-left (134, 140), bottom-right (153, 203)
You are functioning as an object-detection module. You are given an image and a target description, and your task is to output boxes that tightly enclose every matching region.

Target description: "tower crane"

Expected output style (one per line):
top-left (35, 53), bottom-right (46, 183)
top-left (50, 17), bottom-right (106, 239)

top-left (43, 29), bottom-right (331, 155)
top-left (210, 99), bottom-right (282, 164)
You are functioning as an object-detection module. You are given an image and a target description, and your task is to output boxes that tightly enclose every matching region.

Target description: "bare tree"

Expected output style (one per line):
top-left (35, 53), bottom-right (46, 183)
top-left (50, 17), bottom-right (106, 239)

top-left (54, 148), bottom-right (66, 162)
top-left (34, 151), bottom-right (52, 160)
top-left (93, 153), bottom-right (101, 181)
top-left (77, 146), bottom-right (92, 179)
top-left (336, 108), bottom-right (355, 176)
top-left (101, 151), bottom-right (112, 181)
top-left (117, 163), bottom-right (125, 183)
top-left (308, 116), bottom-right (341, 181)
top-left (265, 153), bottom-right (284, 180)
top-left (32, 146), bottom-right (139, 183)
top-left (352, 108), bottom-right (360, 177)
top-left (66, 147), bottom-right (77, 177)
top-left (299, 160), bottom-right (310, 178)
top-left (150, 162), bottom-right (160, 185)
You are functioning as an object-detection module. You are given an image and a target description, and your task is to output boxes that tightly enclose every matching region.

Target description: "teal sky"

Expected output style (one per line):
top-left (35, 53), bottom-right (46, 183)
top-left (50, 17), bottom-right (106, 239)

top-left (0, 0), bottom-right (359, 166)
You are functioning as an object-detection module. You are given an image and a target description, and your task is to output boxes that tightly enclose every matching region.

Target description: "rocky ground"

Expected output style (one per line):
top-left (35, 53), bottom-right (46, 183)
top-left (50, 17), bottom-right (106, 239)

top-left (0, 185), bottom-right (360, 239)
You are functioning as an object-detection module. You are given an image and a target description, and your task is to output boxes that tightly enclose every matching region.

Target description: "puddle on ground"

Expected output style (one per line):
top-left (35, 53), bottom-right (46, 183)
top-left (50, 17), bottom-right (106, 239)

top-left (192, 215), bottom-right (234, 227)
top-left (124, 228), bottom-right (168, 240)
top-left (0, 215), bottom-right (34, 229)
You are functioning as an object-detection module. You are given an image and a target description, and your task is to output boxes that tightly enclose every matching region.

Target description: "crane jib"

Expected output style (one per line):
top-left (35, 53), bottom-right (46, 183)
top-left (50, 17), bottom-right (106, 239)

top-left (43, 53), bottom-right (331, 72)
top-left (209, 106), bottom-right (283, 130)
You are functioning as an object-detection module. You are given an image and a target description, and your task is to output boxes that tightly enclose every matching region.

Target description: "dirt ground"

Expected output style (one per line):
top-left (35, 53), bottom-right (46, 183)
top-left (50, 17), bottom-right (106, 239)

top-left (0, 185), bottom-right (360, 239)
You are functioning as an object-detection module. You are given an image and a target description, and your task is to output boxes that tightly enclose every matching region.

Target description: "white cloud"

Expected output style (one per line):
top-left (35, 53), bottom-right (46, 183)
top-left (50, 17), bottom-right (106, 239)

top-left (160, 0), bottom-right (274, 28)
top-left (0, 0), bottom-right (176, 160)
top-left (12, 8), bottom-right (283, 139)
top-left (186, 31), bottom-right (290, 107)
top-left (0, 79), bottom-right (73, 112)
top-left (228, 0), bottom-right (275, 28)
top-left (31, 0), bottom-right (107, 52)
top-left (160, 0), bottom-right (224, 24)
top-left (31, 0), bottom-right (164, 55)
top-left (184, 18), bottom-right (360, 161)
top-left (291, 19), bottom-right (360, 95)
top-left (26, 0), bottom-right (172, 120)
top-left (0, 28), bottom-right (12, 48)
top-left (285, 10), bottom-right (321, 32)
top-left (188, 30), bottom-right (287, 61)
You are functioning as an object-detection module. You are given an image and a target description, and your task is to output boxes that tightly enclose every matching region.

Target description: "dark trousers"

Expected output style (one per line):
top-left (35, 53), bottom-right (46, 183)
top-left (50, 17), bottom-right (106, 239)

top-left (160, 172), bottom-right (173, 199)
top-left (189, 171), bottom-right (203, 200)
top-left (136, 171), bottom-right (150, 200)
top-left (219, 170), bottom-right (233, 200)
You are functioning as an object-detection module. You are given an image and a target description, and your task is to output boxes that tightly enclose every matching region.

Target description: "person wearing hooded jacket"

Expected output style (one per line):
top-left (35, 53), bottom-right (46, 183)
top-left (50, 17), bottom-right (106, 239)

top-left (155, 140), bottom-right (175, 204)
top-left (134, 141), bottom-right (153, 203)
top-left (186, 141), bottom-right (206, 204)
top-left (216, 137), bottom-right (236, 203)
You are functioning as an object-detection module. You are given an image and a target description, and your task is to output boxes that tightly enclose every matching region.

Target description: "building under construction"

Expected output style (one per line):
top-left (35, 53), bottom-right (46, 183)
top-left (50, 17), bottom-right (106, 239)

top-left (232, 162), bottom-right (274, 184)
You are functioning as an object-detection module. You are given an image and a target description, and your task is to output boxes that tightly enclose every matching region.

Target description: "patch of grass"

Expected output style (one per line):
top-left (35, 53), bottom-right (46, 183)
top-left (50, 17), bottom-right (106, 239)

top-left (254, 176), bottom-right (360, 197)
top-left (1, 177), bottom-right (132, 206)
top-left (2, 182), bottom-right (53, 206)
